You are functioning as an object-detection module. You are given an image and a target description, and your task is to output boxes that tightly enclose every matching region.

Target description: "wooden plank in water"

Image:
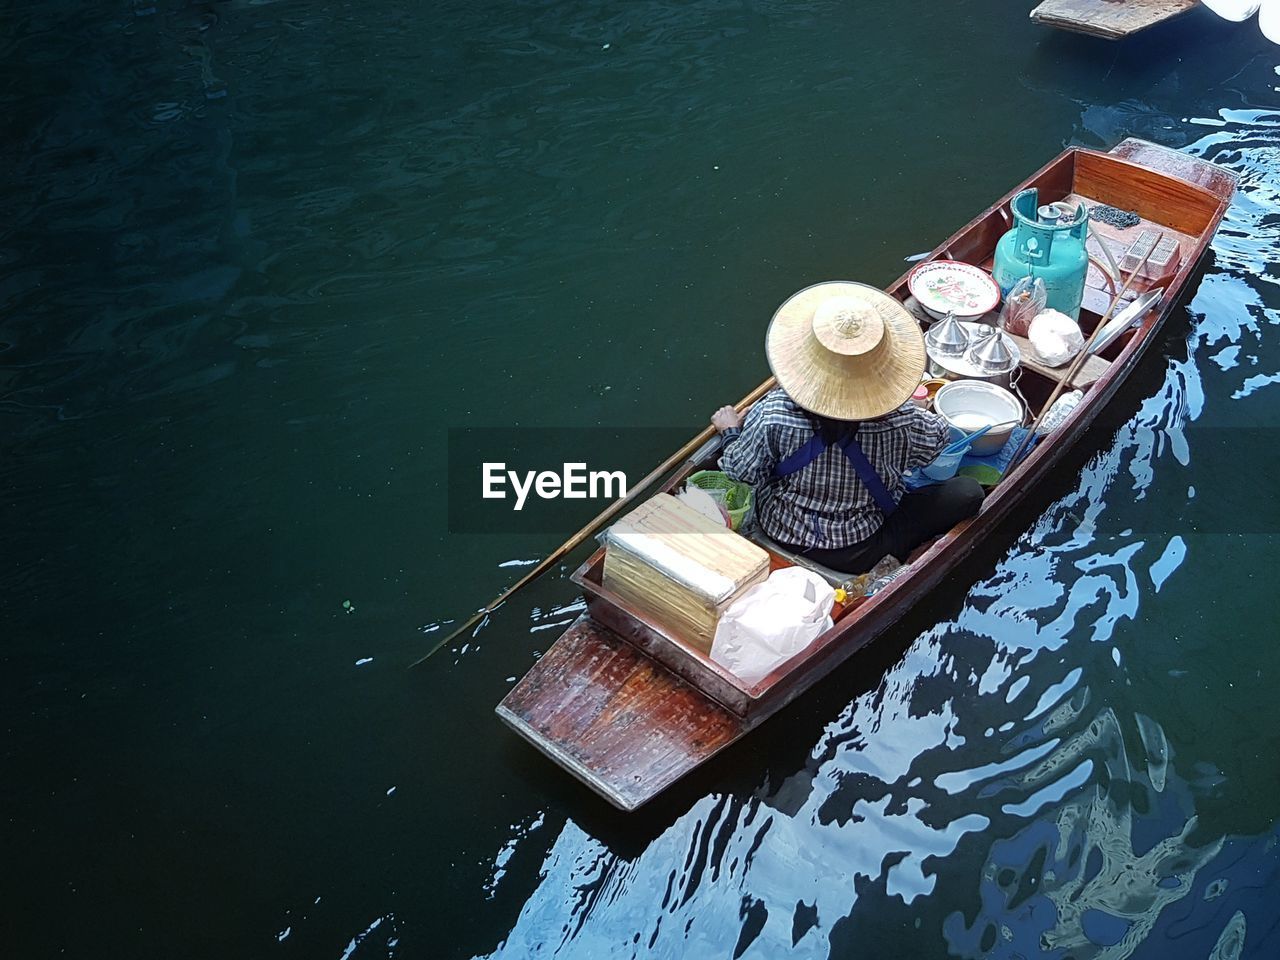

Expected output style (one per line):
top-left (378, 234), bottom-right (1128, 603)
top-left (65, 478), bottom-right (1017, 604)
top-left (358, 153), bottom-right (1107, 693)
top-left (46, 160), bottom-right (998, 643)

top-left (497, 615), bottom-right (746, 810)
top-left (1030, 0), bottom-right (1199, 39)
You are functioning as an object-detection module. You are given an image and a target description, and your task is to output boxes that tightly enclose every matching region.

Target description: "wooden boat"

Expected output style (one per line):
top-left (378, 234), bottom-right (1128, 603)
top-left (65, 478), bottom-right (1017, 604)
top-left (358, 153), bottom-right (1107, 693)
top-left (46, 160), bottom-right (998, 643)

top-left (1030, 0), bottom-right (1200, 39)
top-left (497, 138), bottom-right (1236, 811)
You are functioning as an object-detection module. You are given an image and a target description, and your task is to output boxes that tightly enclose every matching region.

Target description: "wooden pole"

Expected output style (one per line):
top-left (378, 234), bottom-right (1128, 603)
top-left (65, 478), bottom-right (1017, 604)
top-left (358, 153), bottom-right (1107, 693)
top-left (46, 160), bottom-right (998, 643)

top-left (409, 377), bottom-right (777, 668)
top-left (1002, 234), bottom-right (1163, 477)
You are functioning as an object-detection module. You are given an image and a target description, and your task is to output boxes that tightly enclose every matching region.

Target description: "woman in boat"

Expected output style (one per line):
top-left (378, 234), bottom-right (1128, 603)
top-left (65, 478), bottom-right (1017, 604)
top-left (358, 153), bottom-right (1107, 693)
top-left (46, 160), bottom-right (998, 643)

top-left (711, 282), bottom-right (982, 574)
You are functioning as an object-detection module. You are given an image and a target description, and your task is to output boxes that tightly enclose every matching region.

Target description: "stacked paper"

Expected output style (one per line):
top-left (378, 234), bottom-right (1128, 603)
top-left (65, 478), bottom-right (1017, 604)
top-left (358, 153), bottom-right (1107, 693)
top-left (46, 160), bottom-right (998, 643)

top-left (602, 494), bottom-right (770, 653)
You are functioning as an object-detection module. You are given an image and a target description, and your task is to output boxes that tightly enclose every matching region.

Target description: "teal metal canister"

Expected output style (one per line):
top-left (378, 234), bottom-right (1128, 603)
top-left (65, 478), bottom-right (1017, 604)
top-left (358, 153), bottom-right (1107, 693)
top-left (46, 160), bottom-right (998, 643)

top-left (992, 189), bottom-right (1089, 320)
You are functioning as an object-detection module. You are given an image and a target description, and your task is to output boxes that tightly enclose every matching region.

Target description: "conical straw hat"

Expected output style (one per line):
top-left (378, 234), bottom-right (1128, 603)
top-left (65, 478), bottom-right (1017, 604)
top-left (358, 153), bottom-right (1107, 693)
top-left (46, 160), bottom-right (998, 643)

top-left (766, 281), bottom-right (926, 420)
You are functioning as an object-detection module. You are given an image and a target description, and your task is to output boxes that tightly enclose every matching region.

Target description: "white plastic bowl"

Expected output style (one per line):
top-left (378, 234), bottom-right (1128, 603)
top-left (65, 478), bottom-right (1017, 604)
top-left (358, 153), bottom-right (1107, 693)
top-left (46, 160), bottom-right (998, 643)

top-left (933, 380), bottom-right (1023, 456)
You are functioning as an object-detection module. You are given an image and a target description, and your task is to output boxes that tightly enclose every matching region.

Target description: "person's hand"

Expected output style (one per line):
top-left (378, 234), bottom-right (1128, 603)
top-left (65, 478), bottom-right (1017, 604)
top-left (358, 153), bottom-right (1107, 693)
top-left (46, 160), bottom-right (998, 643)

top-left (711, 405), bottom-right (744, 433)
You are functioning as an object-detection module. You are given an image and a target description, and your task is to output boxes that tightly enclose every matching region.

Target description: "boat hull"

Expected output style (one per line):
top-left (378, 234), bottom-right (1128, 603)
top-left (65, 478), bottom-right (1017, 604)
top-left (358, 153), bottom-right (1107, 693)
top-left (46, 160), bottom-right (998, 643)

top-left (497, 138), bottom-right (1235, 810)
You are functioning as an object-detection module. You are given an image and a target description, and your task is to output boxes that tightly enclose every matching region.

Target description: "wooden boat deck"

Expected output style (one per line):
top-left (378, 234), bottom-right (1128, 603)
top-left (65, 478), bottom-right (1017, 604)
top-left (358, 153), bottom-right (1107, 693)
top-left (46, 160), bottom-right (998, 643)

top-left (497, 616), bottom-right (745, 810)
top-left (498, 139), bottom-right (1237, 811)
top-left (1030, 0), bottom-right (1200, 39)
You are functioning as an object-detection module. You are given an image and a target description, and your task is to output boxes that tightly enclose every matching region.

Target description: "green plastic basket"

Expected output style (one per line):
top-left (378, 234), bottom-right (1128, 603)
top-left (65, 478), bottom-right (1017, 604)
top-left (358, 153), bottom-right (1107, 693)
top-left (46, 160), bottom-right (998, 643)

top-left (686, 470), bottom-right (753, 531)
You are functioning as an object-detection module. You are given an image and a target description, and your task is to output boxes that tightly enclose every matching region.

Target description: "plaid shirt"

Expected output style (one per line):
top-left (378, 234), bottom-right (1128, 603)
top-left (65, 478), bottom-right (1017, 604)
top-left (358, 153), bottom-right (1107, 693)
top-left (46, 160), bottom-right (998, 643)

top-left (719, 388), bottom-right (951, 550)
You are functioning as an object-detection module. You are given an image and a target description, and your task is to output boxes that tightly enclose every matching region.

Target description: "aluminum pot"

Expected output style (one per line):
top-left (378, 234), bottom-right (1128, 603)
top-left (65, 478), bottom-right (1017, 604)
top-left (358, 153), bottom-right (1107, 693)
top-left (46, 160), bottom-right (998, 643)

top-left (925, 321), bottom-right (1021, 390)
top-left (933, 380), bottom-right (1023, 456)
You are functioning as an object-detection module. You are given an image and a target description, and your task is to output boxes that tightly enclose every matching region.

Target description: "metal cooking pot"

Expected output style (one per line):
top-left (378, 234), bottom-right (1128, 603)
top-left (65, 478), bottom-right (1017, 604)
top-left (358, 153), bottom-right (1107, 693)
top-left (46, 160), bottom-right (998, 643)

top-left (925, 321), bottom-right (1021, 389)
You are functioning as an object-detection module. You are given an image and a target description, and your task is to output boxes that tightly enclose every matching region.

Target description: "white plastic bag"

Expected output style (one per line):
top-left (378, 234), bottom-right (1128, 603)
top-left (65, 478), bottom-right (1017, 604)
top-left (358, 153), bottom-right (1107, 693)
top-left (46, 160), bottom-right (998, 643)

top-left (998, 276), bottom-right (1047, 337)
top-left (1028, 309), bottom-right (1085, 367)
top-left (710, 567), bottom-right (834, 684)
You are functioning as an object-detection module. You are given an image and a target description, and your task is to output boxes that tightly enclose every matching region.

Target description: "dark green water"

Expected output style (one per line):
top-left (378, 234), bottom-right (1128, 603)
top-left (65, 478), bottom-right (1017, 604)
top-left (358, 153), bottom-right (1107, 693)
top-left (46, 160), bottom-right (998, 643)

top-left (4, 1), bottom-right (1280, 957)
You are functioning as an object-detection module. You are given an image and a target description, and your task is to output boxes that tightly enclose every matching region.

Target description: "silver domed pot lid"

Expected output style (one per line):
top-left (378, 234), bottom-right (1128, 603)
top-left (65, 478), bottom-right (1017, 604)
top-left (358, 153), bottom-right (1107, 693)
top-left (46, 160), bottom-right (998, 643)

top-left (969, 330), bottom-right (1018, 375)
top-left (969, 322), bottom-right (999, 349)
top-left (925, 312), bottom-right (970, 358)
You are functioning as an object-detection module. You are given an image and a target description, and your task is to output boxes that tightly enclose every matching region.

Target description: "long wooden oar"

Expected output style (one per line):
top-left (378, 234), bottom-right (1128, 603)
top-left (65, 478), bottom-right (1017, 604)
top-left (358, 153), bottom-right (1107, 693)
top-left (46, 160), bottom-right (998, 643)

top-left (409, 377), bottom-right (777, 668)
top-left (1002, 233), bottom-right (1163, 476)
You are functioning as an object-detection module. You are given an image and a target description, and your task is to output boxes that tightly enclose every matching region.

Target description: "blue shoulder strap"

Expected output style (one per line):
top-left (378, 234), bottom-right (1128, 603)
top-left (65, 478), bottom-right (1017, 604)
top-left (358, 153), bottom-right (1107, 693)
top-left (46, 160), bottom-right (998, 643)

top-left (768, 435), bottom-right (829, 481)
top-left (838, 432), bottom-right (898, 517)
top-left (773, 428), bottom-right (898, 518)
top-left (773, 433), bottom-right (829, 479)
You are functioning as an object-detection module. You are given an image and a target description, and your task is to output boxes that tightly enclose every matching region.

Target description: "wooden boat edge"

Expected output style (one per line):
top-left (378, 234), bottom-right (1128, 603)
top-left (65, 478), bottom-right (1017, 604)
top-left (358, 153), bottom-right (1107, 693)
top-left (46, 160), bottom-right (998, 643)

top-left (496, 703), bottom-right (644, 811)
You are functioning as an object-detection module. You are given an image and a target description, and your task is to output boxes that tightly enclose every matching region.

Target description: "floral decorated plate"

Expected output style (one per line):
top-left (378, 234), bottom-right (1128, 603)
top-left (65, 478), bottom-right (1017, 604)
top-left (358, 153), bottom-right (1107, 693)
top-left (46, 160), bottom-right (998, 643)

top-left (907, 260), bottom-right (1002, 320)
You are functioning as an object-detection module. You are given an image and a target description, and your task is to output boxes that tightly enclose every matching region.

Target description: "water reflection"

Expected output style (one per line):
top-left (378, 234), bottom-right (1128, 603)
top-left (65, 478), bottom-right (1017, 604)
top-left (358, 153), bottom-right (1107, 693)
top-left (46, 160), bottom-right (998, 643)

top-left (477, 108), bottom-right (1280, 960)
top-left (944, 708), bottom-right (1223, 960)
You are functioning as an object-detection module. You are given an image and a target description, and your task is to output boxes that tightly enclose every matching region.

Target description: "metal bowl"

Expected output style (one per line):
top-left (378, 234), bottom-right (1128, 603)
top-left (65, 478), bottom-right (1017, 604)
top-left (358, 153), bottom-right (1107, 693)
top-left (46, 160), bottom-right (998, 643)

top-left (933, 380), bottom-right (1023, 456)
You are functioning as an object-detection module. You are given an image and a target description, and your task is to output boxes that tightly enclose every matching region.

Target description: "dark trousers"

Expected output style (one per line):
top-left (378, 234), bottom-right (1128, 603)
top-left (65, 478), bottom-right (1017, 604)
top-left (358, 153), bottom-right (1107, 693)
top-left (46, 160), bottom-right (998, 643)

top-left (790, 477), bottom-right (984, 575)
